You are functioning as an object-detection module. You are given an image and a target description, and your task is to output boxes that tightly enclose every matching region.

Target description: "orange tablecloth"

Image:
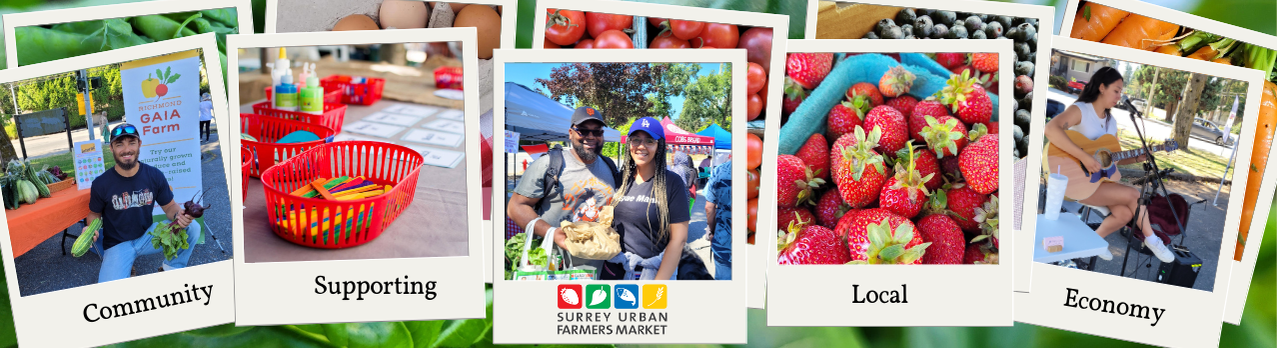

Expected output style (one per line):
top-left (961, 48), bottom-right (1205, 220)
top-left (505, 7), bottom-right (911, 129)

top-left (7, 188), bottom-right (91, 258)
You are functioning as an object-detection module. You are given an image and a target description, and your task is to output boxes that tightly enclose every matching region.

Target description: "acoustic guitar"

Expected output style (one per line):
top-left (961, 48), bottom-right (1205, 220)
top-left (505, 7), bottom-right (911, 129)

top-left (1043, 130), bottom-right (1179, 200)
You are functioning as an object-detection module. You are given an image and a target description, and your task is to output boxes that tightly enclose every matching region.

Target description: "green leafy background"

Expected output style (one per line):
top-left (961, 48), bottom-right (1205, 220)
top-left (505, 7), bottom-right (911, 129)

top-left (0, 0), bottom-right (1271, 347)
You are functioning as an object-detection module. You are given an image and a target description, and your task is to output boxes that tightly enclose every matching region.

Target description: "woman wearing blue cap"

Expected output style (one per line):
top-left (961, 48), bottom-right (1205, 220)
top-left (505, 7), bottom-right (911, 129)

top-left (606, 117), bottom-right (691, 280)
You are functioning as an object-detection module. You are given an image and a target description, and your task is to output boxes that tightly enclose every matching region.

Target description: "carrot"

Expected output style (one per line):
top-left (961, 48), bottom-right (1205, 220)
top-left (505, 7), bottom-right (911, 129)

top-left (1100, 14), bottom-right (1180, 51)
top-left (1186, 38), bottom-right (1237, 61)
top-left (1211, 57), bottom-right (1232, 65)
top-left (1154, 44), bottom-right (1182, 56)
top-left (1071, 2), bottom-right (1129, 41)
top-left (1236, 80), bottom-right (1277, 261)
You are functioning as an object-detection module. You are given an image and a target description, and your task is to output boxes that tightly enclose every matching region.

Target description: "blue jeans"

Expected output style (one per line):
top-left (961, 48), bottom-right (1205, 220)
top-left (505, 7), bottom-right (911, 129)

top-left (92, 221), bottom-right (201, 283)
top-left (714, 257), bottom-right (731, 280)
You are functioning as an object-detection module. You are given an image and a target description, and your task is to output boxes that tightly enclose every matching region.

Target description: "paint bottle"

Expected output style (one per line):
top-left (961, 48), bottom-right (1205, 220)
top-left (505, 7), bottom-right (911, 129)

top-left (274, 73), bottom-right (299, 111)
top-left (271, 47), bottom-right (290, 89)
top-left (300, 75), bottom-right (324, 115)
top-left (296, 63), bottom-right (311, 89)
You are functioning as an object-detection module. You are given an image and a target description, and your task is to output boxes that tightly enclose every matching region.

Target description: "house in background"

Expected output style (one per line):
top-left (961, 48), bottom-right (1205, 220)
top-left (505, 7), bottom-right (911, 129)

top-left (1051, 50), bottom-right (1111, 85)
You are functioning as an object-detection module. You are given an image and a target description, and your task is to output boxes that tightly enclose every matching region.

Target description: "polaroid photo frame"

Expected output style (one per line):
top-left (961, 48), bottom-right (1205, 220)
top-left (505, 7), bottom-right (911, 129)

top-left (1013, 37), bottom-right (1270, 347)
top-left (226, 28), bottom-right (486, 325)
top-left (491, 48), bottom-right (749, 344)
top-left (765, 40), bottom-right (1014, 327)
top-left (2, 0), bottom-right (253, 70)
top-left (1059, 0), bottom-right (1277, 324)
top-left (805, 0), bottom-right (1054, 293)
top-left (0, 34), bottom-right (234, 348)
top-left (262, 0), bottom-right (517, 284)
top-left (531, 0), bottom-right (788, 309)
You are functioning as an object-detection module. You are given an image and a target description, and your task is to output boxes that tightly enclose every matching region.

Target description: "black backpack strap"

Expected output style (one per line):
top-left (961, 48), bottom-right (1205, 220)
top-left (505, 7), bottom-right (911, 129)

top-left (536, 146), bottom-right (565, 214)
top-left (600, 155), bottom-right (622, 188)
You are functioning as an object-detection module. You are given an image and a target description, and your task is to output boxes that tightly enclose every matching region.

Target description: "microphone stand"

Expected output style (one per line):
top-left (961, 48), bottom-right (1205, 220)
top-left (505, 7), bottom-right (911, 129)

top-left (1120, 98), bottom-right (1186, 279)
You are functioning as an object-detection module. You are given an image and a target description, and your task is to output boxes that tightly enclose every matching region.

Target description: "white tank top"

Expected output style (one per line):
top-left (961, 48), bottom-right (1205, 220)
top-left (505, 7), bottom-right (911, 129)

top-left (1069, 101), bottom-right (1116, 140)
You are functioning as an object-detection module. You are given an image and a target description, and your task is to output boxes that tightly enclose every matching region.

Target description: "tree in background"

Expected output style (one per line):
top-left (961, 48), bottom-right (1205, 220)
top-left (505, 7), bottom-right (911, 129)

top-left (536, 62), bottom-right (657, 128)
top-left (677, 64), bottom-right (732, 133)
top-left (647, 63), bottom-right (700, 119)
top-left (1173, 72), bottom-right (1210, 149)
top-left (1130, 66), bottom-right (1190, 121)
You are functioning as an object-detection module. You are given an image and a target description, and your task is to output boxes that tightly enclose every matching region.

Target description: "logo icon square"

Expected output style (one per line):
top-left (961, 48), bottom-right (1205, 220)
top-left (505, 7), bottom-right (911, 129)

top-left (557, 284), bottom-right (582, 309)
top-left (614, 284), bottom-right (640, 309)
top-left (642, 284), bottom-right (667, 309)
top-left (585, 284), bottom-right (611, 309)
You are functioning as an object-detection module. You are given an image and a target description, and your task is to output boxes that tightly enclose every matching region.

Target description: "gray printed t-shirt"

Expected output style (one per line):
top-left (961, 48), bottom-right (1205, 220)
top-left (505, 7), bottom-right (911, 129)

top-left (513, 148), bottom-right (616, 267)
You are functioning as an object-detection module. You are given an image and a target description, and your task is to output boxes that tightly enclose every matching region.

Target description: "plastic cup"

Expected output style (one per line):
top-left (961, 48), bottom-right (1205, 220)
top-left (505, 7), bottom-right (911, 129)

top-left (1044, 173), bottom-right (1069, 220)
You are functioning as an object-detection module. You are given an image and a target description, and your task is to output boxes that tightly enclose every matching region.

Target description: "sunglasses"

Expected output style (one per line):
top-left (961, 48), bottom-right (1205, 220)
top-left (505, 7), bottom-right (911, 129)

top-left (627, 137), bottom-right (657, 147)
top-left (573, 127), bottom-right (604, 137)
top-left (112, 125), bottom-right (138, 138)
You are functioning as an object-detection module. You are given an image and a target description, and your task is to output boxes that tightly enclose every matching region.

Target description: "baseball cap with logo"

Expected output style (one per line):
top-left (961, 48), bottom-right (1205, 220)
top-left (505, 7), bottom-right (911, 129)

top-left (570, 106), bottom-right (604, 127)
top-left (627, 116), bottom-right (664, 141)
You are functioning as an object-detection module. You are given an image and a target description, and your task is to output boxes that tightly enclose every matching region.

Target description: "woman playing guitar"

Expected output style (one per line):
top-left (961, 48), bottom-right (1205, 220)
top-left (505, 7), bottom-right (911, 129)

top-left (1044, 66), bottom-right (1174, 263)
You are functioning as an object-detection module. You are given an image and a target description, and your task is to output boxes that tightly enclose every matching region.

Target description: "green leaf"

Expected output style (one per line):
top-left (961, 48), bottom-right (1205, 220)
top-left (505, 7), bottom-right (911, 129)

top-left (1083, 5), bottom-right (1092, 22)
top-left (320, 324), bottom-right (348, 347)
top-left (168, 73), bottom-right (181, 84)
top-left (432, 319), bottom-right (489, 348)
top-left (347, 322), bottom-right (412, 348)
top-left (878, 244), bottom-right (905, 261)
top-left (404, 321), bottom-right (443, 348)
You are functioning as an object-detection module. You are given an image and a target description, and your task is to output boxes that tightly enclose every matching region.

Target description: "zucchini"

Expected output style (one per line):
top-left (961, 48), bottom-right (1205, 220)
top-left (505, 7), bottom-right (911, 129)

top-left (72, 218), bottom-right (101, 257)
top-left (16, 179), bottom-right (37, 204)
top-left (23, 161), bottom-right (50, 198)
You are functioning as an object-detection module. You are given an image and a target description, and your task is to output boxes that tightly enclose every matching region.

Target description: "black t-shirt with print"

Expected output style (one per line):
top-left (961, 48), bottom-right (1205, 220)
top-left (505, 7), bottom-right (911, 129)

top-left (89, 162), bottom-right (174, 251)
top-left (613, 170), bottom-right (690, 259)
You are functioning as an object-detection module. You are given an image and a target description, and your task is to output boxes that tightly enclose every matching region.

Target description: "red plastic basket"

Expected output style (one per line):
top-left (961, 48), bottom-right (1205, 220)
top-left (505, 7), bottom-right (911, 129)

top-left (320, 75), bottom-right (385, 105)
top-left (240, 113), bottom-right (336, 178)
top-left (251, 101), bottom-right (347, 134)
top-left (264, 87), bottom-right (342, 105)
top-left (261, 141), bottom-right (424, 248)
top-left (241, 147), bottom-right (252, 200)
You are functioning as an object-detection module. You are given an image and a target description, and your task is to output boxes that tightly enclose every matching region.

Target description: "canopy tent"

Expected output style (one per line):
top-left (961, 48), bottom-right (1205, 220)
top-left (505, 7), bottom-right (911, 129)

top-left (695, 123), bottom-right (732, 150)
top-left (502, 82), bottom-right (621, 143)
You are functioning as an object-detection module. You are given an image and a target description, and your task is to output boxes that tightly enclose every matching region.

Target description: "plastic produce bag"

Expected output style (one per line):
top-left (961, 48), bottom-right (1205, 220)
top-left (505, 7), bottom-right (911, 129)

top-left (559, 206), bottom-right (622, 260)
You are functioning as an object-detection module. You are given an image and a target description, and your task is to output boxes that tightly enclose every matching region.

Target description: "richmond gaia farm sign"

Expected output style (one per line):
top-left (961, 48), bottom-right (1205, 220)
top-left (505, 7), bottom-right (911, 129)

top-left (121, 49), bottom-right (203, 214)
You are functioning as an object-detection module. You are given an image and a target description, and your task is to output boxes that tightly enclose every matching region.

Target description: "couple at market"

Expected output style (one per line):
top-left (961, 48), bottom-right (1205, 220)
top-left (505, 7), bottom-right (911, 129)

top-left (509, 106), bottom-right (731, 281)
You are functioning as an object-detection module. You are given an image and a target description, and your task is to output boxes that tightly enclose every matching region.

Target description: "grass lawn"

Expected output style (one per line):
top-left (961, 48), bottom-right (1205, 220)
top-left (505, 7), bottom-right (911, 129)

top-left (1116, 131), bottom-right (1231, 178)
top-left (26, 149), bottom-right (116, 179)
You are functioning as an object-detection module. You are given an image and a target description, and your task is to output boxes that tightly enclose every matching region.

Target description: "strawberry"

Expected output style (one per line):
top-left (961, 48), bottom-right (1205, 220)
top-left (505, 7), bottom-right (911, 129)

top-left (959, 134), bottom-right (999, 194)
top-left (827, 100), bottom-right (865, 142)
top-left (986, 121), bottom-right (1000, 134)
top-left (878, 66), bottom-right (915, 98)
top-left (778, 223), bottom-right (851, 265)
top-left (777, 155), bottom-right (825, 207)
top-left (916, 214), bottom-right (965, 264)
top-left (949, 64), bottom-right (976, 77)
top-left (777, 205), bottom-right (816, 233)
top-left (934, 52), bottom-right (967, 70)
top-left (815, 189), bottom-right (853, 229)
top-left (947, 183), bottom-right (988, 232)
top-left (839, 208), bottom-right (930, 264)
top-left (885, 95), bottom-right (919, 116)
top-left (970, 195), bottom-right (1000, 250)
top-left (941, 155), bottom-right (963, 182)
top-left (878, 142), bottom-right (933, 218)
top-left (847, 82), bottom-right (884, 108)
top-left (786, 53), bottom-right (834, 90)
top-left (909, 100), bottom-right (949, 143)
top-left (971, 52), bottom-right (999, 73)
top-left (939, 70), bottom-right (994, 125)
top-left (796, 133), bottom-right (830, 181)
top-left (830, 127), bottom-right (888, 208)
top-left (896, 144), bottom-right (942, 191)
top-left (963, 243), bottom-right (998, 264)
top-left (782, 79), bottom-right (807, 117)
top-left (918, 115), bottom-right (969, 158)
top-left (864, 105), bottom-right (908, 154)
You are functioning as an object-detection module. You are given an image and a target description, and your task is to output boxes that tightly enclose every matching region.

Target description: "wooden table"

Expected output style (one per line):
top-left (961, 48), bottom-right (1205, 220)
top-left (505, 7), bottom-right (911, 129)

top-left (239, 100), bottom-right (470, 263)
top-left (6, 188), bottom-right (92, 258)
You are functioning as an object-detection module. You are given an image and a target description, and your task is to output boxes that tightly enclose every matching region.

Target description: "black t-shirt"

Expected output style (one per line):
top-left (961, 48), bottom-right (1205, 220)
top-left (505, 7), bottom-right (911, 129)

top-left (89, 162), bottom-right (174, 251)
top-left (613, 170), bottom-right (691, 259)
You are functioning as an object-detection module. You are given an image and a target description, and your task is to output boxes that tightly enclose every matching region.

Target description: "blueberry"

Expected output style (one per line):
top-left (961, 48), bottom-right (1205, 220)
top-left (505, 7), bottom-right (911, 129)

top-left (993, 15), bottom-right (1013, 30)
top-left (901, 24), bottom-right (913, 35)
top-left (931, 23), bottom-right (949, 39)
top-left (863, 31), bottom-right (880, 39)
top-left (934, 11), bottom-right (957, 26)
top-left (1015, 42), bottom-right (1032, 60)
top-left (984, 21), bottom-right (1003, 38)
top-left (972, 30), bottom-right (987, 39)
top-left (875, 18), bottom-right (896, 34)
top-left (914, 16), bottom-right (934, 38)
top-left (1015, 60), bottom-right (1034, 76)
top-left (964, 16), bottom-right (983, 32)
top-left (896, 8), bottom-right (917, 25)
top-left (882, 25), bottom-right (905, 39)
top-left (1015, 23), bottom-right (1037, 42)
top-left (1005, 26), bottom-right (1023, 41)
top-left (948, 25), bottom-right (968, 39)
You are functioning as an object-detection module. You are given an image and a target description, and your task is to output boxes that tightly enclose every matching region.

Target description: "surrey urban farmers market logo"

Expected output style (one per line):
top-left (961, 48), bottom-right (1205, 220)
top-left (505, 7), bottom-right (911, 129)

top-left (141, 66), bottom-right (180, 102)
top-left (555, 284), bottom-right (669, 335)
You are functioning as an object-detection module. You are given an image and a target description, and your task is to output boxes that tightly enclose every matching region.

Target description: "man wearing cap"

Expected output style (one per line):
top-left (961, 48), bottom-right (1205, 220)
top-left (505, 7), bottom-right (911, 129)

top-left (508, 106), bottom-right (620, 274)
top-left (84, 123), bottom-right (200, 283)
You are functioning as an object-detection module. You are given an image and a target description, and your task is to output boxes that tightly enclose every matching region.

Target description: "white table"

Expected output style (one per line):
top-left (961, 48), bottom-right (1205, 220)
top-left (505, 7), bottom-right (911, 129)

top-left (1033, 213), bottom-right (1111, 264)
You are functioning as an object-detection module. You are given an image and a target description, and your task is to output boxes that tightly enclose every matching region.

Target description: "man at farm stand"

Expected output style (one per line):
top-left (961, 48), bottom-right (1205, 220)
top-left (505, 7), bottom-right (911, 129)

top-left (84, 123), bottom-right (200, 283)
top-left (507, 106), bottom-right (623, 279)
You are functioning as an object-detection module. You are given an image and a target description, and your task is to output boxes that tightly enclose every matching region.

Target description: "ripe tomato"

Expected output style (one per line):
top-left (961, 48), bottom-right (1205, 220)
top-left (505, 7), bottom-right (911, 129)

top-left (545, 9), bottom-right (586, 46)
top-left (738, 27), bottom-right (774, 71)
top-left (593, 30), bottom-right (634, 49)
top-left (543, 38), bottom-right (560, 48)
top-left (747, 198), bottom-right (759, 233)
top-left (746, 62), bottom-right (766, 95)
top-left (697, 23), bottom-right (739, 48)
top-left (670, 20), bottom-right (704, 40)
top-left (747, 169), bottom-right (760, 199)
top-left (574, 39), bottom-right (595, 49)
top-left (649, 32), bottom-right (689, 49)
top-left (647, 17), bottom-right (665, 27)
top-left (747, 133), bottom-right (763, 169)
top-left (586, 12), bottom-right (633, 38)
top-left (747, 93), bottom-right (763, 121)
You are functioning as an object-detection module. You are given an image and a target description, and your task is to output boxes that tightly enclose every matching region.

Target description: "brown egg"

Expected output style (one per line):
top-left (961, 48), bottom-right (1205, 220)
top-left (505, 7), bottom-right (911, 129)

top-left (453, 5), bottom-right (501, 59)
top-left (332, 14), bottom-right (379, 31)
top-left (379, 1), bottom-right (429, 29)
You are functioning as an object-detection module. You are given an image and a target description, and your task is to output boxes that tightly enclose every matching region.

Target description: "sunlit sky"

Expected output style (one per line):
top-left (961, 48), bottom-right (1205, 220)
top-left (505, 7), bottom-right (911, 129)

top-left (504, 62), bottom-right (725, 120)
